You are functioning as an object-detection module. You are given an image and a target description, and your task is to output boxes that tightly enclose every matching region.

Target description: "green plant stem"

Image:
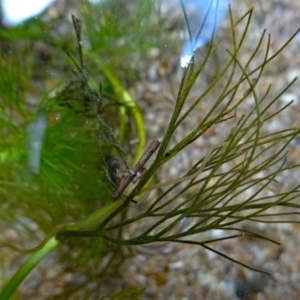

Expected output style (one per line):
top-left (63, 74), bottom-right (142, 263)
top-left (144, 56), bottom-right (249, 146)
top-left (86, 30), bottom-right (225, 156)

top-left (0, 237), bottom-right (58, 300)
top-left (101, 67), bottom-right (145, 166)
top-left (58, 196), bottom-right (127, 234)
top-left (0, 198), bottom-right (129, 299)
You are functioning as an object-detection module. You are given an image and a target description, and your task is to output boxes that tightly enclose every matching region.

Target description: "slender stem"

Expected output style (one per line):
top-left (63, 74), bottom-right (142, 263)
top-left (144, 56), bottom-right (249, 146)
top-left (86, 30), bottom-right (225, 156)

top-left (0, 238), bottom-right (58, 300)
top-left (101, 67), bottom-right (146, 165)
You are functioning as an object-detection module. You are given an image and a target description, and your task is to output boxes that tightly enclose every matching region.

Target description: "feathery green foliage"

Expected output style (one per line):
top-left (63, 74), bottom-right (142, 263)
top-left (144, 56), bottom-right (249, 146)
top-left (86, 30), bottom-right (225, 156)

top-left (1, 0), bottom-right (300, 298)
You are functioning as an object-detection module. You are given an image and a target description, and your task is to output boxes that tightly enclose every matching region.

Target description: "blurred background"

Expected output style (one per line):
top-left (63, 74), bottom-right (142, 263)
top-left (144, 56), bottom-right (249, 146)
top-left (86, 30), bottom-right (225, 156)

top-left (1, 0), bottom-right (300, 299)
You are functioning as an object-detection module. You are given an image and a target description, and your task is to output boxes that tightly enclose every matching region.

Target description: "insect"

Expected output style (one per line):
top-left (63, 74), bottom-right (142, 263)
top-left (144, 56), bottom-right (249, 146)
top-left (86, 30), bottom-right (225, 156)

top-left (112, 140), bottom-right (161, 201)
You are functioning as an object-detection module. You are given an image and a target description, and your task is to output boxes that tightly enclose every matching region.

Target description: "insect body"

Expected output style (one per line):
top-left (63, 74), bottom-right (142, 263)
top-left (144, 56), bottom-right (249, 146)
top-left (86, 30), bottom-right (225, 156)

top-left (112, 140), bottom-right (161, 201)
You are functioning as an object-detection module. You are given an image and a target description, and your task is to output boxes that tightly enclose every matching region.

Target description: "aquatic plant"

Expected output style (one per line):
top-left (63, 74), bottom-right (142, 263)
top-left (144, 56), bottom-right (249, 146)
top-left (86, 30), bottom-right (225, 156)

top-left (1, 0), bottom-right (300, 298)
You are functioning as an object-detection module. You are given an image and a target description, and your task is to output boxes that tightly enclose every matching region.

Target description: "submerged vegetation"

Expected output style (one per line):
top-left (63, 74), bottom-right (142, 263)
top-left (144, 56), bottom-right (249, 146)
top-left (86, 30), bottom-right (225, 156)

top-left (0, 0), bottom-right (300, 298)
